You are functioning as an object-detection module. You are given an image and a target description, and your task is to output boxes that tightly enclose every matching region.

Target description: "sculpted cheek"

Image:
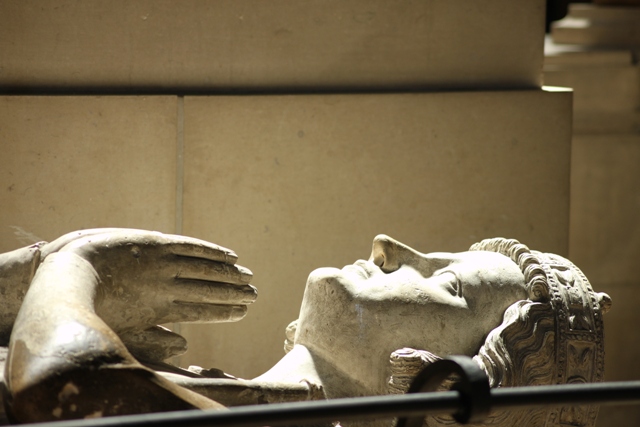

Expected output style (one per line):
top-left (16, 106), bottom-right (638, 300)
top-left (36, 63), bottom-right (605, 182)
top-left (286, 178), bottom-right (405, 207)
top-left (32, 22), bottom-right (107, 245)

top-left (297, 272), bottom-right (357, 347)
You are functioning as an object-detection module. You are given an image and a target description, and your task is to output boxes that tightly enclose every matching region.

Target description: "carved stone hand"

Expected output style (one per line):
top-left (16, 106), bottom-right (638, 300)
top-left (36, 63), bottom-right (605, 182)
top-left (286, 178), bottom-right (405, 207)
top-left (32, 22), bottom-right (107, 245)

top-left (6, 229), bottom-right (253, 422)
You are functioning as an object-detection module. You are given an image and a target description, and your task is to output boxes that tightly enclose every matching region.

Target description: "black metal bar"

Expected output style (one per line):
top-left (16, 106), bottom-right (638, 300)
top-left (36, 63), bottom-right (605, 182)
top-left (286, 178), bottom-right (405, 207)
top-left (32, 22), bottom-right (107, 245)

top-left (492, 381), bottom-right (640, 409)
top-left (21, 392), bottom-right (461, 427)
top-left (20, 381), bottom-right (640, 427)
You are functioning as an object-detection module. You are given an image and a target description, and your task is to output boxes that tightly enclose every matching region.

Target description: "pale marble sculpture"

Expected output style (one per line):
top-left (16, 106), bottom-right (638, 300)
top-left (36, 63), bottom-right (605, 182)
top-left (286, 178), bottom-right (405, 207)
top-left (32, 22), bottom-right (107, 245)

top-left (257, 235), bottom-right (611, 427)
top-left (0, 229), bottom-right (255, 422)
top-left (0, 229), bottom-right (611, 427)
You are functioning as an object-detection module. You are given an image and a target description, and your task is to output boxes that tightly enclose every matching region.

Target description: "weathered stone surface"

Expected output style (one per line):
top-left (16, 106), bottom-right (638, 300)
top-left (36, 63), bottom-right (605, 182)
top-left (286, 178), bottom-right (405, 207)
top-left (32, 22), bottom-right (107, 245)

top-left (0, 0), bottom-right (545, 91)
top-left (552, 4), bottom-right (640, 47)
top-left (1, 229), bottom-right (255, 423)
top-left (569, 135), bottom-right (640, 286)
top-left (0, 231), bottom-right (609, 426)
top-left (0, 96), bottom-right (179, 253)
top-left (180, 89), bottom-right (572, 378)
top-left (256, 235), bottom-right (609, 427)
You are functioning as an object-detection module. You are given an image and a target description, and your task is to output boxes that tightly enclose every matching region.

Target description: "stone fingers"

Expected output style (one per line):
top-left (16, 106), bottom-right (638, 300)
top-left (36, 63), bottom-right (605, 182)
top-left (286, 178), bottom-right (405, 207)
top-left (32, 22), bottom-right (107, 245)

top-left (163, 235), bottom-right (239, 265)
top-left (170, 279), bottom-right (258, 305)
top-left (119, 325), bottom-right (188, 361)
top-left (160, 302), bottom-right (249, 324)
top-left (170, 257), bottom-right (253, 285)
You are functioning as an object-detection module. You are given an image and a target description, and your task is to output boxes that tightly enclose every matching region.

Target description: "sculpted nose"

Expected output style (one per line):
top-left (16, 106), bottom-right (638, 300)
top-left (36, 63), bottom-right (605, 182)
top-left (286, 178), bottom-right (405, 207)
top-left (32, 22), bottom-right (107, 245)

top-left (369, 234), bottom-right (423, 273)
top-left (369, 234), bottom-right (455, 275)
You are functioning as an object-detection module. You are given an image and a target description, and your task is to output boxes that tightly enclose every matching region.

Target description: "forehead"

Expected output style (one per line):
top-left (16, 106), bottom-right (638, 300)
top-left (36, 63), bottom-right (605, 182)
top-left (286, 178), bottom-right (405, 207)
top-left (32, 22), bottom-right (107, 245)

top-left (439, 251), bottom-right (523, 284)
top-left (453, 250), bottom-right (515, 264)
top-left (424, 250), bottom-right (516, 270)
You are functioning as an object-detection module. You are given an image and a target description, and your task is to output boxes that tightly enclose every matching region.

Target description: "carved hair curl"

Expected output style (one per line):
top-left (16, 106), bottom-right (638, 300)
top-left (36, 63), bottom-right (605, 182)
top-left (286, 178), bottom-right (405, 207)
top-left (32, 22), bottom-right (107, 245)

top-left (469, 238), bottom-right (549, 302)
top-left (392, 238), bottom-right (602, 427)
top-left (467, 238), bottom-right (558, 387)
top-left (462, 238), bottom-right (598, 427)
top-left (391, 238), bottom-right (561, 426)
top-left (425, 300), bottom-right (556, 427)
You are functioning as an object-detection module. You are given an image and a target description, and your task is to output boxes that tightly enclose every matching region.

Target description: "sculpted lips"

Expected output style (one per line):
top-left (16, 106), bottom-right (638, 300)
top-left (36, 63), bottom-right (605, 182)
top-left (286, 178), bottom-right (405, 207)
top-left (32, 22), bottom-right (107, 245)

top-left (342, 260), bottom-right (381, 280)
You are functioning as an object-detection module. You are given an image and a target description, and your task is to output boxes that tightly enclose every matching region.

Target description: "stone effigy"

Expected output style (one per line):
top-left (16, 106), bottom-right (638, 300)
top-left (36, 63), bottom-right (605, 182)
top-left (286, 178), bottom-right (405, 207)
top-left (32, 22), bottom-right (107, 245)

top-left (0, 229), bottom-right (611, 426)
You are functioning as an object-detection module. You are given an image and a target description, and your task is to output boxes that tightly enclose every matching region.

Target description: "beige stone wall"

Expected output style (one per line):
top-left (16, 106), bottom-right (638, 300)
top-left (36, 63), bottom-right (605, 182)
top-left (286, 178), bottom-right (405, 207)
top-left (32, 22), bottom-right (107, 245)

top-left (545, 12), bottom-right (640, 422)
top-left (0, 0), bottom-right (545, 91)
top-left (0, 89), bottom-right (573, 380)
top-left (1, 0), bottom-right (598, 419)
top-left (179, 89), bottom-right (572, 377)
top-left (4, 0), bottom-right (639, 421)
top-left (569, 136), bottom-right (640, 427)
top-left (0, 96), bottom-right (179, 248)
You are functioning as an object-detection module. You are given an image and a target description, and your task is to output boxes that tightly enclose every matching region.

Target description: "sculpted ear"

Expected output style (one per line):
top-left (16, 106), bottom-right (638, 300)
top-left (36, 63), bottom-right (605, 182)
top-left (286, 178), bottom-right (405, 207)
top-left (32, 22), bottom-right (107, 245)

top-left (433, 271), bottom-right (462, 298)
top-left (597, 292), bottom-right (612, 314)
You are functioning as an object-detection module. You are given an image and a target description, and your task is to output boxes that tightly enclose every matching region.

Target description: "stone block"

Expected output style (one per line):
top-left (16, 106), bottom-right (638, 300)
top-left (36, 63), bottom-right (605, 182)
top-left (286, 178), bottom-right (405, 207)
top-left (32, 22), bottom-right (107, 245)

top-left (552, 4), bottom-right (640, 48)
top-left (570, 3), bottom-right (640, 23)
top-left (0, 0), bottom-right (545, 91)
top-left (572, 111), bottom-right (640, 135)
top-left (544, 65), bottom-right (640, 134)
top-left (544, 36), bottom-right (634, 67)
top-left (179, 88), bottom-right (572, 378)
top-left (0, 96), bottom-right (179, 252)
top-left (595, 281), bottom-right (640, 427)
top-left (543, 66), bottom-right (639, 113)
top-left (569, 134), bottom-right (640, 287)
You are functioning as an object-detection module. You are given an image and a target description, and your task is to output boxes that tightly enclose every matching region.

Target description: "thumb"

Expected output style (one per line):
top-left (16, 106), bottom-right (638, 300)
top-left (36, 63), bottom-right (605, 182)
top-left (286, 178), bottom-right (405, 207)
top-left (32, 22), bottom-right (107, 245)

top-left (119, 325), bottom-right (187, 363)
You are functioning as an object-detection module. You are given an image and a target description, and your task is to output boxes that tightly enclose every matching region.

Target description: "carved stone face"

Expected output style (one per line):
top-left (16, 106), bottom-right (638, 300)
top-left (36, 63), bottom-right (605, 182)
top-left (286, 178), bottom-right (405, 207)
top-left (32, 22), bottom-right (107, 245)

top-left (294, 235), bottom-right (528, 398)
